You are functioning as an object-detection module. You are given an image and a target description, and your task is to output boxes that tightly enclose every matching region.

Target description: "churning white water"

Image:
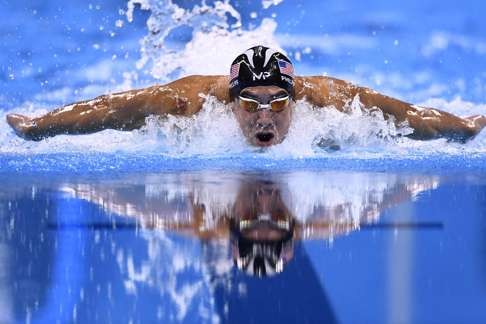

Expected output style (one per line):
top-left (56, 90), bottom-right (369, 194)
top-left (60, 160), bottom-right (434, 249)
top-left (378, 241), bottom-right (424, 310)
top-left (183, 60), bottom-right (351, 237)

top-left (1, 0), bottom-right (486, 161)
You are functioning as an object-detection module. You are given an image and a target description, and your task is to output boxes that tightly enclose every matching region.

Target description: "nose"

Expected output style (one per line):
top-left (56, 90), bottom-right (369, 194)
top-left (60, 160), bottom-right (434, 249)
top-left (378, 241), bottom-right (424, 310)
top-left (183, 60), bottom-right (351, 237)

top-left (257, 110), bottom-right (272, 118)
top-left (255, 111), bottom-right (275, 130)
top-left (256, 119), bottom-right (274, 130)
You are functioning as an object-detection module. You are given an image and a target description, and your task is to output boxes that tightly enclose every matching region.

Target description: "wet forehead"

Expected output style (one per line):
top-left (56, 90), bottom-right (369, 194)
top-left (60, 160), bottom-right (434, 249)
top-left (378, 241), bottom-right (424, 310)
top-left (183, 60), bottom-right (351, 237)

top-left (240, 86), bottom-right (288, 100)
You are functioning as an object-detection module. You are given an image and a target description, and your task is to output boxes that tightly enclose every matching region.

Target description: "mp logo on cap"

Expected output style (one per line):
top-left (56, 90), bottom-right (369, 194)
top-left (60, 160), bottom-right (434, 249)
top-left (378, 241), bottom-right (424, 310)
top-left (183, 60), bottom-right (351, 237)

top-left (251, 71), bottom-right (272, 81)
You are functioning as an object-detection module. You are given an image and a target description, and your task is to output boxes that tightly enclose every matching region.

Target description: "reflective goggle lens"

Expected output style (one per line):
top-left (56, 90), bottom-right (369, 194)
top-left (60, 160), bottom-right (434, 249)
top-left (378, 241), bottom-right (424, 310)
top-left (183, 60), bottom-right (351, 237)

top-left (238, 98), bottom-right (260, 112)
top-left (238, 96), bottom-right (289, 113)
top-left (269, 97), bottom-right (289, 112)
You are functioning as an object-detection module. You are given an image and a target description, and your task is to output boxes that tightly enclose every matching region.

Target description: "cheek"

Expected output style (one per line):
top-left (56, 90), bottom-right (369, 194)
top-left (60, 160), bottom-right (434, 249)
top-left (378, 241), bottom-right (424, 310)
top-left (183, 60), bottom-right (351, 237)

top-left (234, 109), bottom-right (256, 131)
top-left (275, 111), bottom-right (292, 130)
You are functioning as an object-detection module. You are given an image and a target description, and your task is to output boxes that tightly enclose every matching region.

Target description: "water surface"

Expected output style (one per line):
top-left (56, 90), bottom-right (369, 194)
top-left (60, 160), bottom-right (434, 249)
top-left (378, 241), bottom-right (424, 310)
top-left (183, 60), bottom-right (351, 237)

top-left (1, 170), bottom-right (485, 323)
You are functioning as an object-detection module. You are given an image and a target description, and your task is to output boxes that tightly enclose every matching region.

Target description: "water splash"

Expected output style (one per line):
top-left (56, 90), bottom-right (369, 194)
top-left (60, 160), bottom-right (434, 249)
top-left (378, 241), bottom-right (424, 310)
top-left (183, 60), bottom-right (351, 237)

top-left (125, 0), bottom-right (281, 80)
top-left (0, 98), bottom-right (407, 156)
top-left (273, 96), bottom-right (413, 157)
top-left (1, 0), bottom-right (486, 172)
top-left (2, 96), bottom-right (486, 160)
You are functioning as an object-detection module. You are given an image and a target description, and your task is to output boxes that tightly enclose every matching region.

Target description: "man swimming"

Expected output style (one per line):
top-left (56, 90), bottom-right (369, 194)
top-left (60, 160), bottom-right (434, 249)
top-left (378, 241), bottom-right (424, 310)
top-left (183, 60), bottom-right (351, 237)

top-left (6, 45), bottom-right (486, 146)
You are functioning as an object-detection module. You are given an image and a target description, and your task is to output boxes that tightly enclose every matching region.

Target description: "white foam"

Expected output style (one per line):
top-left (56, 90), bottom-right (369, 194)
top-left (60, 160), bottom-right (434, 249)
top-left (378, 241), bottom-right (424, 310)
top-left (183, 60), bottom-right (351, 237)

top-left (2, 95), bottom-right (486, 157)
top-left (262, 0), bottom-right (284, 9)
top-left (270, 96), bottom-right (413, 157)
top-left (126, 0), bottom-right (282, 80)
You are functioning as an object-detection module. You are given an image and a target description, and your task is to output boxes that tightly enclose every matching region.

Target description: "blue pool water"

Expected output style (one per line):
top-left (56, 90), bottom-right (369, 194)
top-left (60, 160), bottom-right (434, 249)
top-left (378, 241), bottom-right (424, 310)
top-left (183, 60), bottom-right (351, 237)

top-left (1, 0), bottom-right (486, 323)
top-left (2, 170), bottom-right (486, 323)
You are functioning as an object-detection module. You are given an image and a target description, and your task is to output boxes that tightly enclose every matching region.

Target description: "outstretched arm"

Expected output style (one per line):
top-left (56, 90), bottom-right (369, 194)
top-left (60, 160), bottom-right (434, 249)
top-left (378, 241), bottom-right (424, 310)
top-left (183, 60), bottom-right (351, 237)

top-left (294, 76), bottom-right (486, 142)
top-left (6, 75), bottom-right (229, 141)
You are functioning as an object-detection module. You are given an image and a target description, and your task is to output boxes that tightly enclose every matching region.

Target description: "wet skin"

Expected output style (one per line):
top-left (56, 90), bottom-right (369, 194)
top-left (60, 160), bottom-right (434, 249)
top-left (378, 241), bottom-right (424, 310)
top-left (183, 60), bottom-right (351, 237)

top-left (6, 75), bottom-right (486, 145)
top-left (232, 86), bottom-right (292, 147)
top-left (231, 178), bottom-right (294, 241)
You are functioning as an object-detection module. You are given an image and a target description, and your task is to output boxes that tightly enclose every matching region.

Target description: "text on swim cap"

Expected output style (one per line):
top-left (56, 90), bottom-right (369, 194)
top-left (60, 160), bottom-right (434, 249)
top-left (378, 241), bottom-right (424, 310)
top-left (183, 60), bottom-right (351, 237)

top-left (251, 71), bottom-right (272, 81)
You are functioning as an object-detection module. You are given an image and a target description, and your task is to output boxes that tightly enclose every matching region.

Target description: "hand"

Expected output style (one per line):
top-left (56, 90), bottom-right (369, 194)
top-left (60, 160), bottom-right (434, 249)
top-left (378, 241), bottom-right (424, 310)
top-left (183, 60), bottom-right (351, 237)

top-left (6, 114), bottom-right (39, 140)
top-left (465, 115), bottom-right (486, 133)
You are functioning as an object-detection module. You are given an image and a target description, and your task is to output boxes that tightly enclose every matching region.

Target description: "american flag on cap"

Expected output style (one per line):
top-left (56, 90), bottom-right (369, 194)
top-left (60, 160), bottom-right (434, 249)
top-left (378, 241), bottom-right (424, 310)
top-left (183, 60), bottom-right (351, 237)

top-left (278, 59), bottom-right (294, 77)
top-left (230, 62), bottom-right (240, 80)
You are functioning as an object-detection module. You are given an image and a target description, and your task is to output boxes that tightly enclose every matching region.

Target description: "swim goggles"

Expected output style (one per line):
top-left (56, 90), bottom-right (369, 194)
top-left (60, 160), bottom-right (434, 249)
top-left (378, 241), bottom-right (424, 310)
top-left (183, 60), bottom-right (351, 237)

top-left (238, 95), bottom-right (290, 113)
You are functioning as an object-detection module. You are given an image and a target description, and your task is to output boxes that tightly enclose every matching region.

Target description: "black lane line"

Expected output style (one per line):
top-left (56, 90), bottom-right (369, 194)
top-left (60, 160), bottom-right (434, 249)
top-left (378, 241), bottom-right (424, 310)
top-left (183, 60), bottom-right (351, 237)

top-left (360, 222), bottom-right (443, 230)
top-left (47, 223), bottom-right (139, 230)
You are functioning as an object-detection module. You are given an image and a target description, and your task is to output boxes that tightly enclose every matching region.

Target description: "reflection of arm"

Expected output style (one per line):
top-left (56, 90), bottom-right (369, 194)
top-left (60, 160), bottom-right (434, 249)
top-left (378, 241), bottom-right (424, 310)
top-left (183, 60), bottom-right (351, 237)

top-left (184, 204), bottom-right (230, 240)
top-left (294, 76), bottom-right (486, 142)
top-left (294, 179), bottom-right (438, 240)
top-left (7, 75), bottom-right (229, 141)
top-left (61, 183), bottom-right (231, 239)
top-left (103, 202), bottom-right (231, 239)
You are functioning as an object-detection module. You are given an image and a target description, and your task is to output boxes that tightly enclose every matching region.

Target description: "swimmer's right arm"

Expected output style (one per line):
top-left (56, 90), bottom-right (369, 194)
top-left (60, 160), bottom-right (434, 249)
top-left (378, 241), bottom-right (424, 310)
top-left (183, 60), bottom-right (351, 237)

top-left (6, 75), bottom-right (229, 141)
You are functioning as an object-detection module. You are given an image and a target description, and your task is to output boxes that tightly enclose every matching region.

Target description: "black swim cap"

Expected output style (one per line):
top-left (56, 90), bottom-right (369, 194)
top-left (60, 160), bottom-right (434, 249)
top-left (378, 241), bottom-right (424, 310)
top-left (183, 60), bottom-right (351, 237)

top-left (231, 236), bottom-right (293, 277)
top-left (229, 45), bottom-right (295, 100)
top-left (229, 215), bottom-right (295, 277)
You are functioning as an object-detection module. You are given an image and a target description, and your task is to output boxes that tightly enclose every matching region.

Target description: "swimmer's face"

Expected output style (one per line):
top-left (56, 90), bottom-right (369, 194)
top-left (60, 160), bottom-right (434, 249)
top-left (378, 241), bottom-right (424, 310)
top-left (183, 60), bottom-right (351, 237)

top-left (232, 180), bottom-right (293, 241)
top-left (232, 86), bottom-right (292, 147)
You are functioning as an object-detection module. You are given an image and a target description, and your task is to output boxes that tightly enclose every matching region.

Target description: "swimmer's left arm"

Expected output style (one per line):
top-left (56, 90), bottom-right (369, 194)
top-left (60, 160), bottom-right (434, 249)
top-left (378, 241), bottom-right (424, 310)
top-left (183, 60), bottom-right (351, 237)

top-left (295, 76), bottom-right (486, 142)
top-left (356, 87), bottom-right (486, 142)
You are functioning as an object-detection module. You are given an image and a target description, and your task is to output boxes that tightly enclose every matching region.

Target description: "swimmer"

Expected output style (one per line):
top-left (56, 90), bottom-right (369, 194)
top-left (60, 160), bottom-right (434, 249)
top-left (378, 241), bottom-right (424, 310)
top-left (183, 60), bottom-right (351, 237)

top-left (6, 45), bottom-right (486, 146)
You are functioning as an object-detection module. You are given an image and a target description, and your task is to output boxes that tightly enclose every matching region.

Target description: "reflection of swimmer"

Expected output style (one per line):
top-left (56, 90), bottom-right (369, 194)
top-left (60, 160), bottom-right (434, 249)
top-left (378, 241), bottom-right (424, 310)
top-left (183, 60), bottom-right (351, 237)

top-left (61, 172), bottom-right (439, 276)
top-left (229, 179), bottom-right (295, 277)
top-left (7, 45), bottom-right (485, 146)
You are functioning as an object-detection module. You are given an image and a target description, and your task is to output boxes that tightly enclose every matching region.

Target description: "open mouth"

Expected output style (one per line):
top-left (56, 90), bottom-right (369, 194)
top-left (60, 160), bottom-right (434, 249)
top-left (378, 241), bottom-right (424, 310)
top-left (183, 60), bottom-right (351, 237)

top-left (256, 132), bottom-right (275, 143)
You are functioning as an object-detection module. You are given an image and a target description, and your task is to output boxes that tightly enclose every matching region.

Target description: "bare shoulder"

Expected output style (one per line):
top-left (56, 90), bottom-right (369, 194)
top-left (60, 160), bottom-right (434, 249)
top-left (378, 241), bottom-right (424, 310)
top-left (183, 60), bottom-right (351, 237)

top-left (294, 75), bottom-right (352, 88)
top-left (142, 75), bottom-right (230, 116)
top-left (172, 75), bottom-right (229, 99)
top-left (161, 75), bottom-right (228, 92)
top-left (294, 75), bottom-right (358, 109)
